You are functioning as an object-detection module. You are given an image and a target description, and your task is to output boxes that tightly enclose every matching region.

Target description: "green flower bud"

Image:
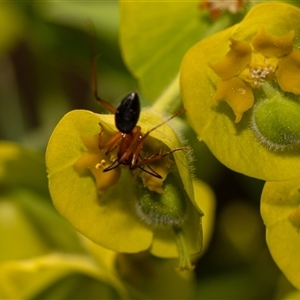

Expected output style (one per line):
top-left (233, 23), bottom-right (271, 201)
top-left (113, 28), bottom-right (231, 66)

top-left (251, 83), bottom-right (300, 151)
top-left (135, 171), bottom-right (187, 228)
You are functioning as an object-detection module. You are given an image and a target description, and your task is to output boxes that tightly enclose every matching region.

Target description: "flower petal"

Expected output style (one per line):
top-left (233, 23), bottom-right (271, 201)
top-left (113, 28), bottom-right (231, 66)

top-left (212, 77), bottom-right (254, 123)
top-left (209, 38), bottom-right (252, 80)
top-left (74, 135), bottom-right (121, 195)
top-left (46, 110), bottom-right (153, 253)
top-left (252, 28), bottom-right (294, 58)
top-left (261, 178), bottom-right (300, 290)
top-left (277, 49), bottom-right (300, 94)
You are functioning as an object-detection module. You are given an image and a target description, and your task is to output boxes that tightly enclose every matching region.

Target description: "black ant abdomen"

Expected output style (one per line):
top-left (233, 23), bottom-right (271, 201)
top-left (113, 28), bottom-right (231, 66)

top-left (115, 92), bottom-right (140, 134)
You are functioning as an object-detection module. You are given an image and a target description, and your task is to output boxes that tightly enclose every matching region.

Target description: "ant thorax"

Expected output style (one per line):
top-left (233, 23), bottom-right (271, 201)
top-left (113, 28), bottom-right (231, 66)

top-left (97, 113), bottom-right (175, 193)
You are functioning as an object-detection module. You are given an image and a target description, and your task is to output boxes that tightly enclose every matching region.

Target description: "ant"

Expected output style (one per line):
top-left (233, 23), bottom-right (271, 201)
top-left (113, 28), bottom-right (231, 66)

top-left (90, 32), bottom-right (187, 179)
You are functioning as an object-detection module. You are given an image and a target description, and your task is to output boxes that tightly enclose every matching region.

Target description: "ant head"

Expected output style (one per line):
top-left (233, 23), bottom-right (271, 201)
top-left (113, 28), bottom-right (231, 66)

top-left (115, 92), bottom-right (140, 134)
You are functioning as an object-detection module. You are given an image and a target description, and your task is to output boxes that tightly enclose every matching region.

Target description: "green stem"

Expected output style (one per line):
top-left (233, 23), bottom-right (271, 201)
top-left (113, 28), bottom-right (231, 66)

top-left (152, 73), bottom-right (182, 115)
top-left (261, 81), bottom-right (282, 102)
top-left (173, 226), bottom-right (194, 271)
top-left (261, 81), bottom-right (274, 97)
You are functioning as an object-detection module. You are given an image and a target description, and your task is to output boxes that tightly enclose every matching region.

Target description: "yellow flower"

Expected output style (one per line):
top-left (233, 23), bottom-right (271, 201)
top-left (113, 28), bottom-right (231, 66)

top-left (276, 48), bottom-right (300, 94)
top-left (181, 2), bottom-right (300, 180)
top-left (46, 109), bottom-right (215, 270)
top-left (210, 28), bottom-right (297, 123)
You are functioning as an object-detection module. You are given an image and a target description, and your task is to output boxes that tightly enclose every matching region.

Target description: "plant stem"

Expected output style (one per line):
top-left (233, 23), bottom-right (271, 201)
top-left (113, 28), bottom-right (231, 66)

top-left (152, 73), bottom-right (182, 115)
top-left (173, 226), bottom-right (194, 271)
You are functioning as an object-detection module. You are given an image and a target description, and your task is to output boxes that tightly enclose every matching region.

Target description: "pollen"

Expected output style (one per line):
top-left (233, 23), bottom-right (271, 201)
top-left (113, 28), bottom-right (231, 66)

top-left (95, 160), bottom-right (107, 169)
top-left (249, 65), bottom-right (275, 87)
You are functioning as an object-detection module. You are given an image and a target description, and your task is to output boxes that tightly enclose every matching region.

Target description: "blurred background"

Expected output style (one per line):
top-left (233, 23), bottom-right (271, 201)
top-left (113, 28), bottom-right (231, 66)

top-left (0, 1), bottom-right (138, 149)
top-left (0, 1), bottom-right (296, 299)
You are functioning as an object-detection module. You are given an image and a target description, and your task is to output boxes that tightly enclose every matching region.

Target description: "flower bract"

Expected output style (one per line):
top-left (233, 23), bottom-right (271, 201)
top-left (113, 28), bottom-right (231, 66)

top-left (46, 109), bottom-right (214, 265)
top-left (180, 2), bottom-right (300, 180)
top-left (261, 178), bottom-right (300, 291)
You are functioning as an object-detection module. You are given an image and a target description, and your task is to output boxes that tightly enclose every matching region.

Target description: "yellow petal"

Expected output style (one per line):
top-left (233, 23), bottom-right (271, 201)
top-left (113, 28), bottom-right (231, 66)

top-left (140, 157), bottom-right (173, 194)
top-left (73, 135), bottom-right (121, 195)
top-left (276, 49), bottom-right (300, 95)
top-left (249, 53), bottom-right (278, 74)
top-left (252, 28), bottom-right (294, 58)
top-left (209, 38), bottom-right (252, 80)
top-left (212, 77), bottom-right (254, 123)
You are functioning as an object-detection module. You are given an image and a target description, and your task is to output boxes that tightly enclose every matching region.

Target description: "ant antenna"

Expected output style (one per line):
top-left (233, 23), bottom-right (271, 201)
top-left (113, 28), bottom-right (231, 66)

top-left (142, 108), bottom-right (186, 141)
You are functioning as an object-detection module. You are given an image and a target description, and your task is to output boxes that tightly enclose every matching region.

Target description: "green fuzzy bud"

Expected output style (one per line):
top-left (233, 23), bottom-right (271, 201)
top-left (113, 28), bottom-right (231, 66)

top-left (251, 83), bottom-right (300, 151)
top-left (135, 171), bottom-right (187, 228)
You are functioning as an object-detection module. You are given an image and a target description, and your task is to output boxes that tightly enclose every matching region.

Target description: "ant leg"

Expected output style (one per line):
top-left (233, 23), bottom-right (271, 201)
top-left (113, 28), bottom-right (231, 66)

top-left (103, 157), bottom-right (162, 179)
top-left (136, 154), bottom-right (163, 179)
top-left (103, 159), bottom-right (121, 172)
top-left (88, 21), bottom-right (116, 114)
top-left (98, 123), bottom-right (123, 171)
top-left (136, 147), bottom-right (189, 168)
top-left (138, 166), bottom-right (163, 179)
top-left (156, 147), bottom-right (189, 160)
top-left (128, 108), bottom-right (187, 170)
top-left (98, 123), bottom-right (122, 154)
top-left (117, 126), bottom-right (143, 167)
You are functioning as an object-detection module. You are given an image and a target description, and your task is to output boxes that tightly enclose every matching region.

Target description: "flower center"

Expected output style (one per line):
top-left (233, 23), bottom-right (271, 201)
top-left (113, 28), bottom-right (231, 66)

top-left (240, 53), bottom-right (278, 88)
top-left (209, 28), bottom-right (297, 123)
top-left (248, 64), bottom-right (275, 87)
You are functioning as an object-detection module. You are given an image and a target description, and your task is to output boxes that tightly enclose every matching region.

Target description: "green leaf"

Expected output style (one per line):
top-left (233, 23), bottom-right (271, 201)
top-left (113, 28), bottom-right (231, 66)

top-left (0, 4), bottom-right (26, 54)
top-left (180, 2), bottom-right (300, 180)
top-left (261, 178), bottom-right (300, 290)
top-left (84, 240), bottom-right (196, 300)
top-left (0, 142), bottom-right (83, 259)
top-left (0, 253), bottom-right (128, 299)
top-left (35, 2), bottom-right (119, 46)
top-left (282, 290), bottom-right (300, 300)
top-left (119, 1), bottom-right (231, 102)
top-left (0, 192), bottom-right (49, 261)
top-left (0, 141), bottom-right (48, 195)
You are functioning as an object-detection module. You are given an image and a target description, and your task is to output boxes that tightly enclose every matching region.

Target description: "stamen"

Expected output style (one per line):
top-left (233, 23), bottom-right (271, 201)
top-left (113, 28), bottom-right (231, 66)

top-left (96, 159), bottom-right (107, 169)
top-left (248, 64), bottom-right (275, 88)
